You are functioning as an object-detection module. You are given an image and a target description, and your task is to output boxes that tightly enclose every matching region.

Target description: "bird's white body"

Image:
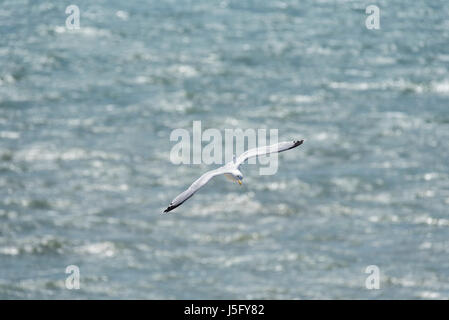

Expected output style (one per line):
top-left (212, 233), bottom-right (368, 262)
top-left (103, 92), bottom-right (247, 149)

top-left (164, 140), bottom-right (304, 213)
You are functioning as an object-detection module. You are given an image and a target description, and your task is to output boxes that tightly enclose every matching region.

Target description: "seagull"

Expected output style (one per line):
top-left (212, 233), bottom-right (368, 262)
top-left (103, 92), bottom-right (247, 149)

top-left (163, 139), bottom-right (304, 213)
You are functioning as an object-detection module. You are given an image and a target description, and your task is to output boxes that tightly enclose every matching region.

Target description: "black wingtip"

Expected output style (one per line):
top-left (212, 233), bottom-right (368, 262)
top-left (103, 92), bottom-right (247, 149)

top-left (288, 140), bottom-right (304, 150)
top-left (163, 203), bottom-right (181, 213)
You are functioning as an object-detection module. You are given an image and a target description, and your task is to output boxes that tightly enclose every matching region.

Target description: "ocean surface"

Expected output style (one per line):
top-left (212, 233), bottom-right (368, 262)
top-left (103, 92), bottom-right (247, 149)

top-left (1, 0), bottom-right (449, 299)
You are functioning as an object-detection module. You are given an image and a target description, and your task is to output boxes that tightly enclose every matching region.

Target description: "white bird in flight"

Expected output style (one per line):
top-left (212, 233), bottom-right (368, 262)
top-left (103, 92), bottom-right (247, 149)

top-left (163, 139), bottom-right (304, 213)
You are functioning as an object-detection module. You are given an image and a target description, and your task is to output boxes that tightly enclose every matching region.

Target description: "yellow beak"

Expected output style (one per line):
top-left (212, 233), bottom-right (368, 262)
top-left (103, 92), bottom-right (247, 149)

top-left (238, 180), bottom-right (242, 185)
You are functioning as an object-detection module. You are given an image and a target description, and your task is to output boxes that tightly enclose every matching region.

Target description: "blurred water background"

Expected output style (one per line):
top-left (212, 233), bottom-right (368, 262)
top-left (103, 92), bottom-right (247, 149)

top-left (1, 0), bottom-right (449, 299)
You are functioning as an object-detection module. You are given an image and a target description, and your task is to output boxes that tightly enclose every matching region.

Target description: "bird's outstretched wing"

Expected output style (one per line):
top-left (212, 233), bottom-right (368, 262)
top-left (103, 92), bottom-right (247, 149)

top-left (163, 167), bottom-right (228, 213)
top-left (235, 140), bottom-right (304, 167)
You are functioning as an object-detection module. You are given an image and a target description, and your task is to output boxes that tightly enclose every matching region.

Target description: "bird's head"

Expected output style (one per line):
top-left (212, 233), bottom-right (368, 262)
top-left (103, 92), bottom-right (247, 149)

top-left (233, 170), bottom-right (243, 185)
